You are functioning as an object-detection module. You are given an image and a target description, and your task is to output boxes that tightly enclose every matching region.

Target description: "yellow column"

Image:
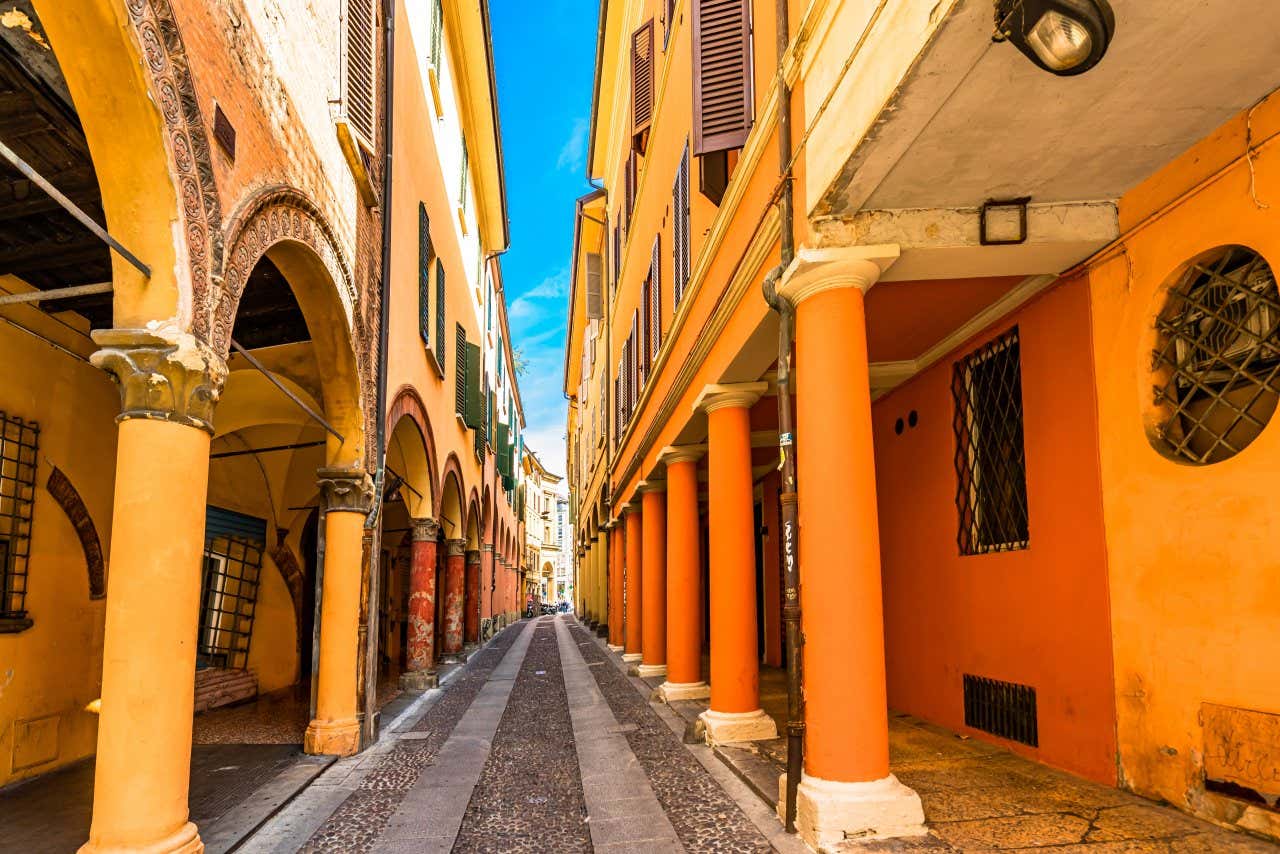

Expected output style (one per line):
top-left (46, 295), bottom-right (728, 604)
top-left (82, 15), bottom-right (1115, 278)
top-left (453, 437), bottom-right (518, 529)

top-left (83, 329), bottom-right (227, 854)
top-left (305, 467), bottom-right (375, 756)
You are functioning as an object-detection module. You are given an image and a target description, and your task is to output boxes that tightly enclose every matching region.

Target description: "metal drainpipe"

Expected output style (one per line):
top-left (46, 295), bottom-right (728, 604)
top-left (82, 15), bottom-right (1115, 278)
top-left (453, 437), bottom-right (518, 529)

top-left (762, 0), bottom-right (803, 833)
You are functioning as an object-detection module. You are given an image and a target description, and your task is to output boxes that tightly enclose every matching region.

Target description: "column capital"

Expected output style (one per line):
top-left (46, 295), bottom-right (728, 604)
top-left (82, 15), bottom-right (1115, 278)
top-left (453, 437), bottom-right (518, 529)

top-left (776, 245), bottom-right (900, 305)
top-left (410, 517), bottom-right (441, 542)
top-left (637, 479), bottom-right (666, 494)
top-left (317, 467), bottom-right (375, 513)
top-left (660, 445), bottom-right (705, 465)
top-left (482, 543), bottom-right (495, 553)
top-left (695, 382), bottom-right (769, 414)
top-left (466, 548), bottom-right (481, 564)
top-left (91, 327), bottom-right (228, 433)
top-left (445, 538), bottom-right (467, 557)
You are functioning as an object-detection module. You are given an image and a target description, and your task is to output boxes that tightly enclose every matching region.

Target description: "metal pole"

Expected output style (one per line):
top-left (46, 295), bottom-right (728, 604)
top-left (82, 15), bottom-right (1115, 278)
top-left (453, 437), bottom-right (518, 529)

top-left (0, 139), bottom-right (150, 278)
top-left (230, 338), bottom-right (344, 441)
top-left (0, 282), bottom-right (113, 306)
top-left (209, 440), bottom-right (326, 460)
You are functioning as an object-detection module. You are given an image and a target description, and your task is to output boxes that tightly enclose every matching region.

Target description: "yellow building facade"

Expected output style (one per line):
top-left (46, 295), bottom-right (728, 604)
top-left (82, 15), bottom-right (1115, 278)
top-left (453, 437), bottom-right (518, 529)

top-left (0, 0), bottom-right (532, 850)
top-left (567, 0), bottom-right (1280, 847)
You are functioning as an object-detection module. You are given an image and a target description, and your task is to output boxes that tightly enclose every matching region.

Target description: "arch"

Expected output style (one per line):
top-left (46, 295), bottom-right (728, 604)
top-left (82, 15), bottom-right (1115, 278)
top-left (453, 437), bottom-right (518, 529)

top-left (387, 386), bottom-right (440, 514)
top-left (36, 0), bottom-right (222, 329)
top-left (465, 494), bottom-right (481, 550)
top-left (439, 460), bottom-right (464, 540)
top-left (218, 187), bottom-right (366, 466)
top-left (385, 390), bottom-right (437, 518)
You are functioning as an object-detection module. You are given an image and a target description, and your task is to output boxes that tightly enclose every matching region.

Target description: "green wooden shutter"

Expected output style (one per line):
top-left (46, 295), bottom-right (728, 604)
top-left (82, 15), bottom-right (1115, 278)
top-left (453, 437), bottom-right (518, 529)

top-left (464, 341), bottom-right (482, 428)
top-left (455, 323), bottom-right (467, 416)
top-left (430, 0), bottom-right (443, 67)
top-left (435, 263), bottom-right (447, 362)
top-left (418, 203), bottom-right (431, 345)
top-left (459, 138), bottom-right (470, 216)
top-left (487, 391), bottom-right (495, 442)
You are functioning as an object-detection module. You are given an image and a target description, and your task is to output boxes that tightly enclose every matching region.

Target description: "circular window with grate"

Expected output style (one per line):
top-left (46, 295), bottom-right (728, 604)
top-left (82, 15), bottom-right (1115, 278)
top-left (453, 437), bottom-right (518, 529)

top-left (1148, 245), bottom-right (1280, 464)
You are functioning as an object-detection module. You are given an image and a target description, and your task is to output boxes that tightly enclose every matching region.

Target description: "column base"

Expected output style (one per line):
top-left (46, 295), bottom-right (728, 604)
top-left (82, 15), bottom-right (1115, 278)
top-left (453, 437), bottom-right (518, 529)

top-left (399, 668), bottom-right (439, 691)
top-left (304, 716), bottom-right (360, 756)
top-left (698, 708), bottom-right (778, 745)
top-left (606, 643), bottom-right (624, 652)
top-left (621, 652), bottom-right (642, 663)
top-left (658, 681), bottom-right (710, 702)
top-left (779, 772), bottom-right (927, 849)
top-left (635, 663), bottom-right (667, 679)
top-left (79, 820), bottom-right (202, 854)
top-left (595, 623), bottom-right (609, 638)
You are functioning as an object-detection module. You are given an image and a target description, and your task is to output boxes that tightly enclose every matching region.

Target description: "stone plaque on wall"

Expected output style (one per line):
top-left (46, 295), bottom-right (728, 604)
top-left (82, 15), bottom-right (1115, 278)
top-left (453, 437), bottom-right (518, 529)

top-left (1202, 702), bottom-right (1280, 806)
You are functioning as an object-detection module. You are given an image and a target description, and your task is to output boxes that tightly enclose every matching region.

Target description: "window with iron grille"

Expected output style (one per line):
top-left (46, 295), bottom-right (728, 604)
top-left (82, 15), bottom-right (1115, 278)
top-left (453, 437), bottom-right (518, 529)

top-left (963, 674), bottom-right (1038, 747)
top-left (952, 328), bottom-right (1029, 555)
top-left (1150, 245), bottom-right (1280, 465)
top-left (0, 413), bottom-right (37, 630)
top-left (197, 536), bottom-right (264, 670)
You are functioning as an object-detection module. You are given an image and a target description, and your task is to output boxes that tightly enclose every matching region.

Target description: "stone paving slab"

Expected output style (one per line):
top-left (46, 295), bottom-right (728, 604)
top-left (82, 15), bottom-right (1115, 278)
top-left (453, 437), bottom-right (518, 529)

top-left (450, 616), bottom-right (591, 852)
top-left (566, 619), bottom-right (774, 853)
top-left (556, 615), bottom-right (683, 853)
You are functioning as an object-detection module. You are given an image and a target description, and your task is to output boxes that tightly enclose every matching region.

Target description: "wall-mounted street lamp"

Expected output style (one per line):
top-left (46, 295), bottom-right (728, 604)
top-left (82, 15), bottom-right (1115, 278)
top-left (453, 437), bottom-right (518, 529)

top-left (994, 0), bottom-right (1115, 76)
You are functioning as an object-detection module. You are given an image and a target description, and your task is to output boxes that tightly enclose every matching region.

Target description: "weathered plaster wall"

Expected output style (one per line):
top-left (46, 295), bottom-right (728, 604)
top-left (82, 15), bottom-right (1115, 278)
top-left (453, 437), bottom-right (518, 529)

top-left (0, 287), bottom-right (118, 787)
top-left (1090, 92), bottom-right (1280, 838)
top-left (874, 276), bottom-right (1118, 785)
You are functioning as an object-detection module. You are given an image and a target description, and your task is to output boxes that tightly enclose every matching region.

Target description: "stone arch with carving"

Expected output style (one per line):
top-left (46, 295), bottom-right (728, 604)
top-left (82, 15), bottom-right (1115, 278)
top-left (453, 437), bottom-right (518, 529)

top-left (215, 185), bottom-right (370, 467)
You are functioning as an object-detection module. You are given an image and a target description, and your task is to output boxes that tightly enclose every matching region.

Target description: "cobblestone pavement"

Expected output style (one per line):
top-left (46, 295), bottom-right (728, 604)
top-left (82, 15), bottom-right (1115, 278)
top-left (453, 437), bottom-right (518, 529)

top-left (452, 617), bottom-right (590, 852)
top-left (299, 623), bottom-right (523, 853)
top-left (565, 620), bottom-right (774, 853)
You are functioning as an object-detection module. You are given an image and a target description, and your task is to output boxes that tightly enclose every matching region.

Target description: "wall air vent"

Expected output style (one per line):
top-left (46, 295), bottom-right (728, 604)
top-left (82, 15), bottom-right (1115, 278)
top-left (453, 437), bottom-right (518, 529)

top-left (963, 673), bottom-right (1038, 747)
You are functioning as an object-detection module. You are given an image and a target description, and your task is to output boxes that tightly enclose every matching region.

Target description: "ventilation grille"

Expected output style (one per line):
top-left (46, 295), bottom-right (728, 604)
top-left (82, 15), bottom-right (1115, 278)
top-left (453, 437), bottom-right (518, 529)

top-left (963, 674), bottom-right (1038, 747)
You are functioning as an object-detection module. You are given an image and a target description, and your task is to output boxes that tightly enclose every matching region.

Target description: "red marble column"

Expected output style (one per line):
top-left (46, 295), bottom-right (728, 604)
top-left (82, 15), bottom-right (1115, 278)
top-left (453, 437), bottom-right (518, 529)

top-left (401, 518), bottom-right (441, 690)
top-left (442, 538), bottom-right (466, 655)
top-left (482, 544), bottom-right (495, 626)
top-left (465, 549), bottom-right (481, 644)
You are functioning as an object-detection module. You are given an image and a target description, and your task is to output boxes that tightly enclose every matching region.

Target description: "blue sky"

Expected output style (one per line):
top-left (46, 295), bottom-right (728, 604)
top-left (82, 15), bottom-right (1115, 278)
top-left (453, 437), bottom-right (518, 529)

top-left (491, 0), bottom-right (600, 481)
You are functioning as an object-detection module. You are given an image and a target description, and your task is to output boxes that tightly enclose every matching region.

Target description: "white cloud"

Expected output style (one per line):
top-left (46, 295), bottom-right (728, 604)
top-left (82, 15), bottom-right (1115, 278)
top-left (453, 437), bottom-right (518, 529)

top-left (555, 117), bottom-right (589, 173)
top-left (508, 268), bottom-right (570, 329)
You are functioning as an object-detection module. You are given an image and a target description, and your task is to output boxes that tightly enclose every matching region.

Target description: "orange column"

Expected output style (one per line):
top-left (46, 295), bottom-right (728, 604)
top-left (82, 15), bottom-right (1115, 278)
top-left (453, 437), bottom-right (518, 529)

top-left (697, 384), bottom-right (777, 745)
top-left (82, 331), bottom-right (224, 854)
top-left (638, 485), bottom-right (668, 678)
top-left (622, 505), bottom-right (643, 662)
top-left (780, 250), bottom-right (924, 845)
top-left (607, 523), bottom-right (625, 650)
top-left (659, 448), bottom-right (709, 701)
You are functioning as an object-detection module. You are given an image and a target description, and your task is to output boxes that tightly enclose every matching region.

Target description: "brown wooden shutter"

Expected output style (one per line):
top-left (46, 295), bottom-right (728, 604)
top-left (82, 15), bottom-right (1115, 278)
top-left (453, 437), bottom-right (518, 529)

top-left (664, 0), bottom-right (676, 47)
top-left (630, 311), bottom-right (640, 404)
top-left (650, 235), bottom-right (661, 362)
top-left (344, 0), bottom-right (377, 148)
top-left (673, 143), bottom-right (691, 305)
top-left (585, 252), bottom-right (603, 319)
top-left (625, 152), bottom-right (636, 235)
top-left (631, 21), bottom-right (654, 153)
top-left (692, 0), bottom-right (753, 155)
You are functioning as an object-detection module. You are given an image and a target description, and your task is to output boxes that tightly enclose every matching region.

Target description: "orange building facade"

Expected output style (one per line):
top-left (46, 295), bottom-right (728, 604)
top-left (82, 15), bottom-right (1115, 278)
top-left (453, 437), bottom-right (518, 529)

top-left (565, 0), bottom-right (1280, 846)
top-left (0, 1), bottom-right (532, 851)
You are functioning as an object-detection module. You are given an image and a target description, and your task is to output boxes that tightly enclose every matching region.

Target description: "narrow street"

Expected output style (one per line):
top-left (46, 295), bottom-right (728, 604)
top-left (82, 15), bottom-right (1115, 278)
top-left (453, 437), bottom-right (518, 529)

top-left (245, 616), bottom-right (790, 853)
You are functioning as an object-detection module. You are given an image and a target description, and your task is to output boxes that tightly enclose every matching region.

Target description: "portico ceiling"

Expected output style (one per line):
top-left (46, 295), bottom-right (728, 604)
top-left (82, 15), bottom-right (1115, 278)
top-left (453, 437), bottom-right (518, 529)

top-left (818, 0), bottom-right (1280, 217)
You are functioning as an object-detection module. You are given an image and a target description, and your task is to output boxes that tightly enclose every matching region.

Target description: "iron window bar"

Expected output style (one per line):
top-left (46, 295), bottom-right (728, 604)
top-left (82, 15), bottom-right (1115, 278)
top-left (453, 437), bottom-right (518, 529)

top-left (197, 534), bottom-right (264, 670)
top-left (952, 328), bottom-right (1029, 555)
top-left (0, 413), bottom-right (38, 627)
top-left (1151, 247), bottom-right (1280, 465)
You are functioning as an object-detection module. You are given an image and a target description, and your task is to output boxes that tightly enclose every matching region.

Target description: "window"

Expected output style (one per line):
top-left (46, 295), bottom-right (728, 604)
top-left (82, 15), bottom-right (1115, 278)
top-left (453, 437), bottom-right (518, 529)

top-left (1149, 245), bottom-right (1280, 464)
top-left (0, 413), bottom-right (37, 630)
top-left (631, 20), bottom-right (654, 154)
top-left (649, 235), bottom-right (662, 363)
top-left (664, 0), bottom-right (677, 47)
top-left (418, 203), bottom-right (432, 346)
top-left (625, 152), bottom-right (637, 236)
top-left (198, 507), bottom-right (266, 670)
top-left (429, 0), bottom-right (444, 68)
top-left (952, 328), bottom-right (1029, 555)
top-left (673, 143), bottom-right (691, 306)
